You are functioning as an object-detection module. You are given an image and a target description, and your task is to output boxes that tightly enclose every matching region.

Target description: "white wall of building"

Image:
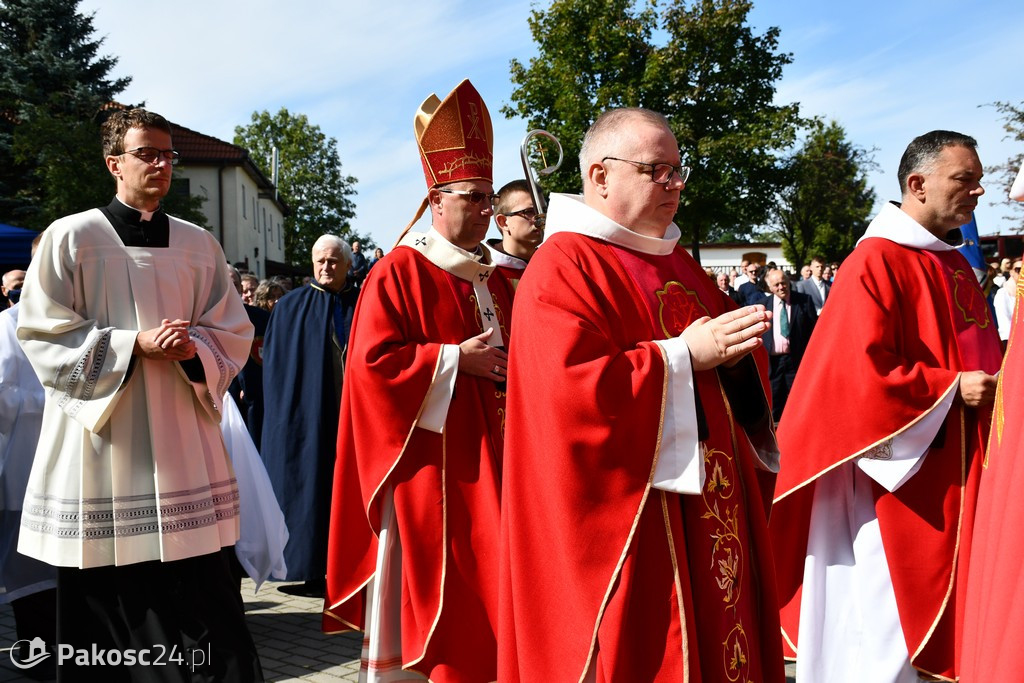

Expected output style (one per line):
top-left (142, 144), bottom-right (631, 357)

top-left (176, 165), bottom-right (285, 277)
top-left (685, 243), bottom-right (792, 273)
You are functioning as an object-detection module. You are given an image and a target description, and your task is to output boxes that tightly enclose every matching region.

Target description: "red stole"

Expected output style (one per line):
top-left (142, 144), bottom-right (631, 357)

top-left (613, 245), bottom-right (771, 682)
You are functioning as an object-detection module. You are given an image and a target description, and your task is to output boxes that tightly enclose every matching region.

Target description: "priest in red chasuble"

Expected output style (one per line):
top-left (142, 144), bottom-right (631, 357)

top-left (321, 79), bottom-right (512, 683)
top-left (499, 108), bottom-right (785, 683)
top-left (961, 162), bottom-right (1024, 682)
top-left (770, 131), bottom-right (1000, 683)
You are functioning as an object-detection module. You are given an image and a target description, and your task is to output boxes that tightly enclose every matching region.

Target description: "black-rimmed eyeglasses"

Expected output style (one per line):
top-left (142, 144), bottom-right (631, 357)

top-left (602, 156), bottom-right (691, 185)
top-left (504, 208), bottom-right (538, 223)
top-left (438, 189), bottom-right (498, 206)
top-left (122, 146), bottom-right (180, 165)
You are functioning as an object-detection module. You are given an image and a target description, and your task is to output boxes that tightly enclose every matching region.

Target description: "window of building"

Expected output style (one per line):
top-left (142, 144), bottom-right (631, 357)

top-left (242, 185), bottom-right (246, 218)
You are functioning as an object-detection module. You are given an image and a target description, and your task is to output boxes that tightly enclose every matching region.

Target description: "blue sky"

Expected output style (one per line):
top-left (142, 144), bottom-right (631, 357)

top-left (80, 0), bottom-right (1024, 250)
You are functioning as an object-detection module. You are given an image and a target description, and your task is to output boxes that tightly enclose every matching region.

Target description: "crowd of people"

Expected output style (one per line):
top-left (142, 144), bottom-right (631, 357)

top-left (1, 83), bottom-right (1024, 683)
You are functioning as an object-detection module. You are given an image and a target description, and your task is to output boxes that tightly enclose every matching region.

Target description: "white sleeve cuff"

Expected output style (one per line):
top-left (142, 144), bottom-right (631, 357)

top-left (417, 344), bottom-right (460, 433)
top-left (857, 378), bottom-right (959, 492)
top-left (651, 337), bottom-right (705, 495)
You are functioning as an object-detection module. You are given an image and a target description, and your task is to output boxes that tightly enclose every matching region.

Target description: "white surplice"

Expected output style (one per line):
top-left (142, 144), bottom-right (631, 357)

top-left (15, 208), bottom-right (253, 569)
top-left (0, 304), bottom-right (56, 602)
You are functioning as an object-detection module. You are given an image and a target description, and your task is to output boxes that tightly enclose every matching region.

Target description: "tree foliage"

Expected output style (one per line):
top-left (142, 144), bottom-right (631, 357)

top-left (0, 0), bottom-right (208, 230)
top-left (234, 108), bottom-right (361, 266)
top-left (0, 0), bottom-right (129, 228)
top-left (505, 0), bottom-right (802, 260)
top-left (989, 100), bottom-right (1024, 232)
top-left (774, 119), bottom-right (876, 266)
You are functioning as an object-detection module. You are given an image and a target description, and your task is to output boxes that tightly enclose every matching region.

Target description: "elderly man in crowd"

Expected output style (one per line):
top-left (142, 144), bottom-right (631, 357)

top-left (261, 234), bottom-right (357, 598)
top-left (323, 79), bottom-right (514, 682)
top-left (762, 268), bottom-right (817, 421)
top-left (1, 270), bottom-right (24, 308)
top-left (500, 107), bottom-right (784, 682)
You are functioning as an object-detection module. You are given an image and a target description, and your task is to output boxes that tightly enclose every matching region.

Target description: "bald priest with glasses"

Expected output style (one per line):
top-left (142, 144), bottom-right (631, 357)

top-left (323, 79), bottom-right (514, 682)
top-left (15, 108), bottom-right (260, 680)
top-left (499, 108), bottom-right (786, 682)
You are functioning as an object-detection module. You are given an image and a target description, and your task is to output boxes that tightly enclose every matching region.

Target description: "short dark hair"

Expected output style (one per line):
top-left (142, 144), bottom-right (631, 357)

top-left (897, 130), bottom-right (977, 195)
top-left (101, 108), bottom-right (172, 157)
top-left (495, 179), bottom-right (532, 215)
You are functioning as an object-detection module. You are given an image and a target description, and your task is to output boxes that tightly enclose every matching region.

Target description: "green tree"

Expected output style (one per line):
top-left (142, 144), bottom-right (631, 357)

top-left (504, 0), bottom-right (658, 194)
top-left (989, 100), bottom-right (1024, 232)
top-left (234, 108), bottom-right (359, 266)
top-left (774, 119), bottom-right (876, 266)
top-left (505, 0), bottom-right (802, 262)
top-left (0, 0), bottom-right (129, 228)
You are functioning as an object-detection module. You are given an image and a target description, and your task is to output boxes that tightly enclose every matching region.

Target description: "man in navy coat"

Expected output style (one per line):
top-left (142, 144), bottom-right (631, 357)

top-left (261, 234), bottom-right (358, 597)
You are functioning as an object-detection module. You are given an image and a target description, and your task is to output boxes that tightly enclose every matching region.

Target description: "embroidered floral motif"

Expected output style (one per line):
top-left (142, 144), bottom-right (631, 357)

top-left (706, 461), bottom-right (731, 495)
top-left (723, 624), bottom-right (751, 682)
top-left (702, 448), bottom-right (751, 682)
top-left (716, 547), bottom-right (739, 602)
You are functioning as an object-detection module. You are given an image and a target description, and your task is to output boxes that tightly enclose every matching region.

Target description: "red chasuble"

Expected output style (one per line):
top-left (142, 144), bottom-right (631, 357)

top-left (322, 240), bottom-right (513, 682)
top-left (962, 276), bottom-right (1024, 682)
top-left (500, 230), bottom-right (784, 683)
top-left (771, 238), bottom-right (1001, 680)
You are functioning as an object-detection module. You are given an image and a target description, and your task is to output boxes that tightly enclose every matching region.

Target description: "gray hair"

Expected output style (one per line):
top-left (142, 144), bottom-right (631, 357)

top-left (312, 234), bottom-right (353, 266)
top-left (579, 108), bottom-right (672, 187)
top-left (897, 130), bottom-right (977, 195)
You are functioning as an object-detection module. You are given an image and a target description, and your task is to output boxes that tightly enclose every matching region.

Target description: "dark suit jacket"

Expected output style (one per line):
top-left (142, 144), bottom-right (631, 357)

top-left (796, 277), bottom-right (831, 311)
top-left (763, 290), bottom-right (817, 362)
top-left (738, 281), bottom-right (768, 306)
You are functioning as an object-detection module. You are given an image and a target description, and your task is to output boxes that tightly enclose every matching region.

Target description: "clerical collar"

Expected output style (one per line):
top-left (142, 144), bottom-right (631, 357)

top-left (544, 193), bottom-right (681, 256)
top-left (110, 196), bottom-right (162, 223)
top-left (101, 197), bottom-right (170, 248)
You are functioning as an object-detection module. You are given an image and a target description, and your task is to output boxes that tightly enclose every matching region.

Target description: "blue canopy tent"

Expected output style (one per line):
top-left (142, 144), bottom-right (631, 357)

top-left (0, 223), bottom-right (37, 270)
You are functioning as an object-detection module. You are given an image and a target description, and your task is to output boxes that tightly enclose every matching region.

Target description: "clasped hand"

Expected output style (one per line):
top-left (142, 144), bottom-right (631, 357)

top-left (134, 319), bottom-right (197, 361)
top-left (681, 305), bottom-right (771, 372)
top-left (459, 328), bottom-right (508, 383)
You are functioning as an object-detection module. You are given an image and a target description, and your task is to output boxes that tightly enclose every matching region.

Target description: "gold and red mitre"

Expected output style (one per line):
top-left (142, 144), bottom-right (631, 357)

top-left (415, 79), bottom-right (493, 188)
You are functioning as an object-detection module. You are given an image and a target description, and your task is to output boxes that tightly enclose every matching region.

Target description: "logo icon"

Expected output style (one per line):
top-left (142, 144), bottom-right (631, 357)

top-left (9, 636), bottom-right (51, 669)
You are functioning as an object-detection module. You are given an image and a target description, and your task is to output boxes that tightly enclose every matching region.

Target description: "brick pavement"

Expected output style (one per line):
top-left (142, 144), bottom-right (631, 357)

top-left (0, 580), bottom-right (796, 681)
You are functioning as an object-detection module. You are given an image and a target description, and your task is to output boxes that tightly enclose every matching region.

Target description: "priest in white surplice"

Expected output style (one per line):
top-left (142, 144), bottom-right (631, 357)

top-left (16, 108), bottom-right (262, 681)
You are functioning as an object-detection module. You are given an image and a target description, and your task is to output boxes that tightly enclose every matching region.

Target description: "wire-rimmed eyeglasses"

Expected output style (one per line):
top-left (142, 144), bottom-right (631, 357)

top-left (602, 156), bottom-right (690, 185)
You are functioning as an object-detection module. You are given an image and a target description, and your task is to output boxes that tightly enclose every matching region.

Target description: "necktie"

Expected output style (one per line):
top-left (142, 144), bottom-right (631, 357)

top-left (779, 301), bottom-right (790, 338)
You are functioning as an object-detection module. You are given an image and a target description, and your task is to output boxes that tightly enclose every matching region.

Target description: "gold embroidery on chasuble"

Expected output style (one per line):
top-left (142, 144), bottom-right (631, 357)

top-left (952, 268), bottom-right (991, 328)
top-left (657, 281), bottom-right (710, 338)
top-left (990, 278), bottom-right (1024, 458)
top-left (702, 448), bottom-right (752, 682)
